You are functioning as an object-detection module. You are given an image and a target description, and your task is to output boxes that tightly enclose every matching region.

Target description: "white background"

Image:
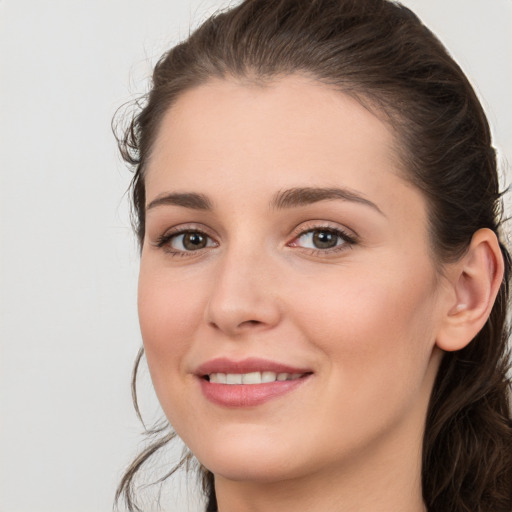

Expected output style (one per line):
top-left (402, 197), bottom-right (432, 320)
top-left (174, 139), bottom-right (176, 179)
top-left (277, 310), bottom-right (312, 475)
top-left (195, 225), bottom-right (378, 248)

top-left (0, 1), bottom-right (510, 511)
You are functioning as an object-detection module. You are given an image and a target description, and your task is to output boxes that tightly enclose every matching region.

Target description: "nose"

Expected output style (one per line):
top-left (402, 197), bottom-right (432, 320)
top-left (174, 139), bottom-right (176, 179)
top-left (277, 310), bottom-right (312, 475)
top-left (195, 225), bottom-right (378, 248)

top-left (204, 245), bottom-right (282, 337)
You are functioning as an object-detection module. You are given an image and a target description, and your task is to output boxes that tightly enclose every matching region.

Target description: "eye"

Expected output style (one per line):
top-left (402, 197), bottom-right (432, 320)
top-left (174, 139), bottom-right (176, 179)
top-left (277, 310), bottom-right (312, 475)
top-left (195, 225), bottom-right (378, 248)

top-left (289, 226), bottom-right (356, 253)
top-left (156, 229), bottom-right (217, 254)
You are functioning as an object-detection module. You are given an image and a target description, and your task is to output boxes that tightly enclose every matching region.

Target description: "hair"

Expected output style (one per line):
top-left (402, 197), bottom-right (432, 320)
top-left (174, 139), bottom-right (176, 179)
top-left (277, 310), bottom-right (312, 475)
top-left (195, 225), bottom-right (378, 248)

top-left (114, 0), bottom-right (512, 511)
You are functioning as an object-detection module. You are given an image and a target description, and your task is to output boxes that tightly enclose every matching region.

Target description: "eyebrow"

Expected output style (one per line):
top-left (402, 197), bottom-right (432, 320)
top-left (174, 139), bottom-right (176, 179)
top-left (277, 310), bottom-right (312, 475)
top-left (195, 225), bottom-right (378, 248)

top-left (270, 187), bottom-right (384, 215)
top-left (146, 192), bottom-right (213, 211)
top-left (145, 186), bottom-right (384, 216)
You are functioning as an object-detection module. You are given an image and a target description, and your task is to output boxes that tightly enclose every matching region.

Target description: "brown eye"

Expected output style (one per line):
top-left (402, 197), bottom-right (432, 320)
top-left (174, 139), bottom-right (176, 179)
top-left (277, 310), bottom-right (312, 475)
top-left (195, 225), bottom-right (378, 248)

top-left (183, 232), bottom-right (207, 250)
top-left (297, 229), bottom-right (344, 249)
top-left (312, 230), bottom-right (338, 249)
top-left (290, 227), bottom-right (356, 253)
top-left (169, 231), bottom-right (214, 251)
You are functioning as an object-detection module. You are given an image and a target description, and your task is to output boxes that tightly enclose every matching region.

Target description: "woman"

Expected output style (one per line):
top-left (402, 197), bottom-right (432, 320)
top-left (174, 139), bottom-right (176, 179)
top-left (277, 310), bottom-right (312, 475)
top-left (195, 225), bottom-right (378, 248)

top-left (115, 0), bottom-right (512, 510)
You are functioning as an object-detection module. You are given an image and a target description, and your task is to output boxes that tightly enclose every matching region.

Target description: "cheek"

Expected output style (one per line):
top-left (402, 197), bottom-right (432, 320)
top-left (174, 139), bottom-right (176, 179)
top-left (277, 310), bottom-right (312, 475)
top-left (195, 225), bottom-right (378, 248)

top-left (285, 264), bottom-right (440, 453)
top-left (294, 262), bottom-right (438, 391)
top-left (137, 265), bottom-right (205, 381)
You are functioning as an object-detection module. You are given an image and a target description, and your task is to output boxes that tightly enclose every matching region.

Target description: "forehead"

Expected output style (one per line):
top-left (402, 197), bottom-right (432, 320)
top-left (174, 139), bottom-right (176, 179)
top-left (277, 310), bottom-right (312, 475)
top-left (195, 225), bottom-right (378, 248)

top-left (146, 75), bottom-right (422, 221)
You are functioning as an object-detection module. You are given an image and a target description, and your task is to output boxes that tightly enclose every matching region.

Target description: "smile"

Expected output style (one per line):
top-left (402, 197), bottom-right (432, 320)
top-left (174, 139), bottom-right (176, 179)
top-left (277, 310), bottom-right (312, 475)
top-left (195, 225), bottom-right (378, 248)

top-left (206, 371), bottom-right (305, 384)
top-left (196, 358), bottom-right (313, 407)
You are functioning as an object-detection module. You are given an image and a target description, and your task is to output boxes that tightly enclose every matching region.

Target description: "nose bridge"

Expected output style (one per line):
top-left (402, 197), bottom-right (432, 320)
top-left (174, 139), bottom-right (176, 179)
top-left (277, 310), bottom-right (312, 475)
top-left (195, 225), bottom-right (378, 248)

top-left (204, 234), bottom-right (281, 335)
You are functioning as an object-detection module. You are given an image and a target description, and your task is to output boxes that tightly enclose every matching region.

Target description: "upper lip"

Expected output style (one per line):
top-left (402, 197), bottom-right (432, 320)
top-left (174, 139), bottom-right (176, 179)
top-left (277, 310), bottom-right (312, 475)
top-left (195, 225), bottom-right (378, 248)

top-left (195, 357), bottom-right (312, 376)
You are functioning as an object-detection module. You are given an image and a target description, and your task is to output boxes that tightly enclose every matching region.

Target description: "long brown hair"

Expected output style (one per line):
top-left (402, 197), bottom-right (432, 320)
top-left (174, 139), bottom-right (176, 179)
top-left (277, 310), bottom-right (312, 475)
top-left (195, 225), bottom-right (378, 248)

top-left (114, 1), bottom-right (512, 510)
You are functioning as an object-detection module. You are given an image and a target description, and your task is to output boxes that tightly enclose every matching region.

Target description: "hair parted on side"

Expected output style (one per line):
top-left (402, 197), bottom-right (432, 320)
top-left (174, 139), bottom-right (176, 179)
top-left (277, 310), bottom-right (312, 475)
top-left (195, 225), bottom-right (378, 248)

top-left (113, 1), bottom-right (512, 511)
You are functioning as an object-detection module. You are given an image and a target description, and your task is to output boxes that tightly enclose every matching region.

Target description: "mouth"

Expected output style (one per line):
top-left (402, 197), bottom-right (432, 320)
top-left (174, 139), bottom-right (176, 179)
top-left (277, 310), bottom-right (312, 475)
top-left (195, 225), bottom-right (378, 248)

top-left (204, 371), bottom-right (308, 384)
top-left (196, 358), bottom-right (313, 407)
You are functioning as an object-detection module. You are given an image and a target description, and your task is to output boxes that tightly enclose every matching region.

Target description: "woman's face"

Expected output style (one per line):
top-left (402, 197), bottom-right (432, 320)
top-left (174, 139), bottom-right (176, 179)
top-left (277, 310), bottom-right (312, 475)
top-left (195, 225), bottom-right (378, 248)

top-left (139, 76), bottom-right (448, 484)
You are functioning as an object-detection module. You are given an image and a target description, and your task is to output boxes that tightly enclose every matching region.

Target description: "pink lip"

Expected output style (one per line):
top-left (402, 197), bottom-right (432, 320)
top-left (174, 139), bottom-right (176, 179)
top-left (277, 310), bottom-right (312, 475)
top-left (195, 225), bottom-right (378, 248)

top-left (195, 357), bottom-right (313, 408)
top-left (196, 357), bottom-right (311, 376)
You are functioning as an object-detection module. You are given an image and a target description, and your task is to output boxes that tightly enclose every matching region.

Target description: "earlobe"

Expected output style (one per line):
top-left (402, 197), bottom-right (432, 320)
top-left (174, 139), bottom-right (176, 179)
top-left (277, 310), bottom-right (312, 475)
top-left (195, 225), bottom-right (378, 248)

top-left (436, 228), bottom-right (504, 352)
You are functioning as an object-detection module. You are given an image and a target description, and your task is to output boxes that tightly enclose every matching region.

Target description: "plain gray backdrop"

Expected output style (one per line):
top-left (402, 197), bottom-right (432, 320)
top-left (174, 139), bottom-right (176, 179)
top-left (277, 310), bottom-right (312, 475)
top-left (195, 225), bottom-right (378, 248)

top-left (1, 1), bottom-right (511, 511)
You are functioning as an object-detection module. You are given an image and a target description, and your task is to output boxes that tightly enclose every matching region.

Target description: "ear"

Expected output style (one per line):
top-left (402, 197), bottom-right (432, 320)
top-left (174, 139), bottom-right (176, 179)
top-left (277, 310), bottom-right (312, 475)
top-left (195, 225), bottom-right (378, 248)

top-left (436, 228), bottom-right (504, 352)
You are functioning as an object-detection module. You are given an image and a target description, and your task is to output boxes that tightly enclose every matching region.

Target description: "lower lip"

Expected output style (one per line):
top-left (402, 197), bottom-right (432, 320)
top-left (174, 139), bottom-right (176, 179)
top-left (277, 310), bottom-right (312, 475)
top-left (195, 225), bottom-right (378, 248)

top-left (199, 376), bottom-right (310, 407)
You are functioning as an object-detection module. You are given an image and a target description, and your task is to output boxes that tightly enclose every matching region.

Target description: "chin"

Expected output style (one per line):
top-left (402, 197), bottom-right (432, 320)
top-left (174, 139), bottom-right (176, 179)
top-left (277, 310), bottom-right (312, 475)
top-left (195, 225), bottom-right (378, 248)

top-left (202, 456), bottom-right (300, 484)
top-left (188, 430), bottom-right (306, 483)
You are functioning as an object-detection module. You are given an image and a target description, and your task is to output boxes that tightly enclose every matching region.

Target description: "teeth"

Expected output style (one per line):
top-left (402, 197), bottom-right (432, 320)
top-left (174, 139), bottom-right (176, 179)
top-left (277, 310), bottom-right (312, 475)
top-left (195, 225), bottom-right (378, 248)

top-left (208, 372), bottom-right (304, 384)
top-left (209, 373), bottom-right (226, 384)
top-left (242, 371), bottom-right (261, 384)
top-left (261, 371), bottom-right (276, 383)
top-left (226, 373), bottom-right (242, 384)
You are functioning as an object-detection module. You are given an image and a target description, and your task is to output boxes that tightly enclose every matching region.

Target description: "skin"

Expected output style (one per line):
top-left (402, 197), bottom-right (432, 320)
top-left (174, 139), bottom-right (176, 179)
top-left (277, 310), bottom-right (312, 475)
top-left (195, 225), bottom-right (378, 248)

top-left (138, 75), bottom-right (460, 512)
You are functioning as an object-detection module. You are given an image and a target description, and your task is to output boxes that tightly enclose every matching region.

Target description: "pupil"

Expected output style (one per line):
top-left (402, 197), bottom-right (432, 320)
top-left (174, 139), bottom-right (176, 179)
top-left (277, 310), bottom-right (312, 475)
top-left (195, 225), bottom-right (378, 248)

top-left (313, 230), bottom-right (337, 249)
top-left (184, 232), bottom-right (206, 250)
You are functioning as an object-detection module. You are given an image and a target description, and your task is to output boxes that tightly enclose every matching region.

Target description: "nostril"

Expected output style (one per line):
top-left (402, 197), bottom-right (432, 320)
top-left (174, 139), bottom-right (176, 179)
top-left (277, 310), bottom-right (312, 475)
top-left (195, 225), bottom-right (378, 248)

top-left (238, 320), bottom-right (263, 328)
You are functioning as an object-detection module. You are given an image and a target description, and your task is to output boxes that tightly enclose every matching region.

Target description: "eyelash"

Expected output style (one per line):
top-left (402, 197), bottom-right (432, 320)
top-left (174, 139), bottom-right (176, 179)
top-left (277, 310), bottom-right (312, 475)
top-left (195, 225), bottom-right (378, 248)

top-left (155, 227), bottom-right (218, 257)
top-left (154, 224), bottom-right (357, 257)
top-left (288, 224), bottom-right (357, 256)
